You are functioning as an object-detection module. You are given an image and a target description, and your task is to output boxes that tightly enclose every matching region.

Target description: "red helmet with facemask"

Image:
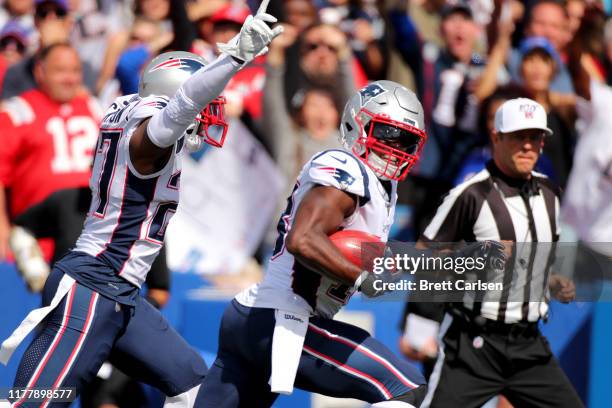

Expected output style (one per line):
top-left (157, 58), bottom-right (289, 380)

top-left (195, 95), bottom-right (228, 148)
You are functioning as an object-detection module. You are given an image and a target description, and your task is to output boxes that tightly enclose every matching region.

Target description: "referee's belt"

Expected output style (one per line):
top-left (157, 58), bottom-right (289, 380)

top-left (449, 307), bottom-right (539, 337)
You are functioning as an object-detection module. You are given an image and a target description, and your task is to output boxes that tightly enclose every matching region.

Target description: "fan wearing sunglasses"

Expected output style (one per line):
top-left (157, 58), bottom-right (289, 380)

top-left (34, 0), bottom-right (70, 47)
top-left (2, 2), bottom-right (283, 404)
top-left (1, 0), bottom-right (100, 99)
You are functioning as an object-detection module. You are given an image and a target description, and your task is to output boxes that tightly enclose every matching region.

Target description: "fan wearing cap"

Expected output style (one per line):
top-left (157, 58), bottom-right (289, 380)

top-left (0, 0), bottom-right (36, 47)
top-left (518, 36), bottom-right (576, 188)
top-left (508, 0), bottom-right (574, 93)
top-left (0, 22), bottom-right (28, 88)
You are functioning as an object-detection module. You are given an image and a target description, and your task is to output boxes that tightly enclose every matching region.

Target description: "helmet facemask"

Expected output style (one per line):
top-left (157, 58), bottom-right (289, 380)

top-left (184, 96), bottom-right (228, 152)
top-left (354, 108), bottom-right (426, 181)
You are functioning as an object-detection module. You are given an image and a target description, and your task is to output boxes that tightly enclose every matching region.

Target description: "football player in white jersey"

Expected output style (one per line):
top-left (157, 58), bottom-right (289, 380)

top-left (0, 3), bottom-right (282, 407)
top-left (197, 81), bottom-right (430, 407)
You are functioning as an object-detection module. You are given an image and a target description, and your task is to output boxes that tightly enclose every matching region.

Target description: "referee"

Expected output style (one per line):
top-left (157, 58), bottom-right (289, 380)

top-left (419, 98), bottom-right (583, 408)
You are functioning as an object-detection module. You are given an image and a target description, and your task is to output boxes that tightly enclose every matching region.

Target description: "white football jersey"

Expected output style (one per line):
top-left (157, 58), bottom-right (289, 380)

top-left (74, 94), bottom-right (183, 287)
top-left (236, 149), bottom-right (397, 318)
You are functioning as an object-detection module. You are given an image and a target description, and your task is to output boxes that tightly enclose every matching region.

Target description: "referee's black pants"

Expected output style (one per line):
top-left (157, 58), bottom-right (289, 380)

top-left (422, 313), bottom-right (585, 408)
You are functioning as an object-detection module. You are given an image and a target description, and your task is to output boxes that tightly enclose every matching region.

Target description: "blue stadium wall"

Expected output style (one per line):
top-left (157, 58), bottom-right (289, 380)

top-left (0, 263), bottom-right (607, 407)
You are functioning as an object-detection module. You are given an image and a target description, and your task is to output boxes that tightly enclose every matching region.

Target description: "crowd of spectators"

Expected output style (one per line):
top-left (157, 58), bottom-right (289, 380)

top-left (0, 0), bottom-right (611, 278)
top-left (1, 0), bottom-right (611, 273)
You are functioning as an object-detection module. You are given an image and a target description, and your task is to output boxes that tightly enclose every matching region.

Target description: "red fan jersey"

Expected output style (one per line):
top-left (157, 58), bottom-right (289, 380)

top-left (0, 89), bottom-right (101, 219)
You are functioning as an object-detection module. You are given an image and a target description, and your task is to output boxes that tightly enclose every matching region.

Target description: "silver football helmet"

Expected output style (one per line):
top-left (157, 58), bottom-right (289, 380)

top-left (139, 51), bottom-right (228, 150)
top-left (340, 80), bottom-right (427, 181)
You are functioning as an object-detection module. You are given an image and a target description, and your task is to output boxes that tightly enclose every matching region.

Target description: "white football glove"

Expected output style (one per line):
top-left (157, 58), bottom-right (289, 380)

top-left (9, 226), bottom-right (49, 293)
top-left (217, 0), bottom-right (284, 64)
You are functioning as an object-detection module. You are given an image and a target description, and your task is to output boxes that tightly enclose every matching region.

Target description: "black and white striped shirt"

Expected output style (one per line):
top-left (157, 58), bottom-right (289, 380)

top-left (421, 161), bottom-right (561, 323)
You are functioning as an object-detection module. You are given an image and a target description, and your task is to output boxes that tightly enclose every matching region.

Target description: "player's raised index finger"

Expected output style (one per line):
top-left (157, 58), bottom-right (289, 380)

top-left (256, 0), bottom-right (270, 15)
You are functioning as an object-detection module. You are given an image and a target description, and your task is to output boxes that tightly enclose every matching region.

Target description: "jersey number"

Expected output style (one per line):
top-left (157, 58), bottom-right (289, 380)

top-left (93, 129), bottom-right (121, 217)
top-left (146, 202), bottom-right (178, 244)
top-left (49, 116), bottom-right (98, 173)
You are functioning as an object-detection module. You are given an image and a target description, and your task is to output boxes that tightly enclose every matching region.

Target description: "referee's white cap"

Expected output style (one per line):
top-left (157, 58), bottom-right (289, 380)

top-left (494, 98), bottom-right (553, 136)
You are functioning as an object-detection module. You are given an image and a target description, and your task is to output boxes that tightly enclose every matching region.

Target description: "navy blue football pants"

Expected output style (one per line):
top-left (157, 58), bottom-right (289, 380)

top-left (11, 268), bottom-right (207, 407)
top-left (196, 299), bottom-right (427, 407)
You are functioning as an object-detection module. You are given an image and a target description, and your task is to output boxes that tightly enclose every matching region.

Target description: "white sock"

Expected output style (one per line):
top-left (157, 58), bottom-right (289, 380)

top-left (163, 384), bottom-right (201, 408)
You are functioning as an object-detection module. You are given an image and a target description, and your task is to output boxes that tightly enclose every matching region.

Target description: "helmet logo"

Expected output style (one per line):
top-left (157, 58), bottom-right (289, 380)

top-left (359, 83), bottom-right (387, 104)
top-left (150, 58), bottom-right (203, 73)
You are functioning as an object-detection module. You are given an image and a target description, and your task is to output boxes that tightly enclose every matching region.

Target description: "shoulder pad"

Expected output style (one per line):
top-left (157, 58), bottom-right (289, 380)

top-left (307, 149), bottom-right (370, 200)
top-left (131, 95), bottom-right (170, 121)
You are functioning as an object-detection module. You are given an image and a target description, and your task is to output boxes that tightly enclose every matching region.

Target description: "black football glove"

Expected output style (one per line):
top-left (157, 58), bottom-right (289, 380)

top-left (456, 240), bottom-right (507, 271)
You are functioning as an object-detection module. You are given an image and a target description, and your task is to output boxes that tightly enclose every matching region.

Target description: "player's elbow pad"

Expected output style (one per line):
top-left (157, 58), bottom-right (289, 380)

top-left (146, 87), bottom-right (199, 148)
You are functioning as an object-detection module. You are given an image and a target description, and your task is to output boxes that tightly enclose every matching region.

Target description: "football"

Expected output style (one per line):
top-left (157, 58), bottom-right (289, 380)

top-left (329, 229), bottom-right (384, 270)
